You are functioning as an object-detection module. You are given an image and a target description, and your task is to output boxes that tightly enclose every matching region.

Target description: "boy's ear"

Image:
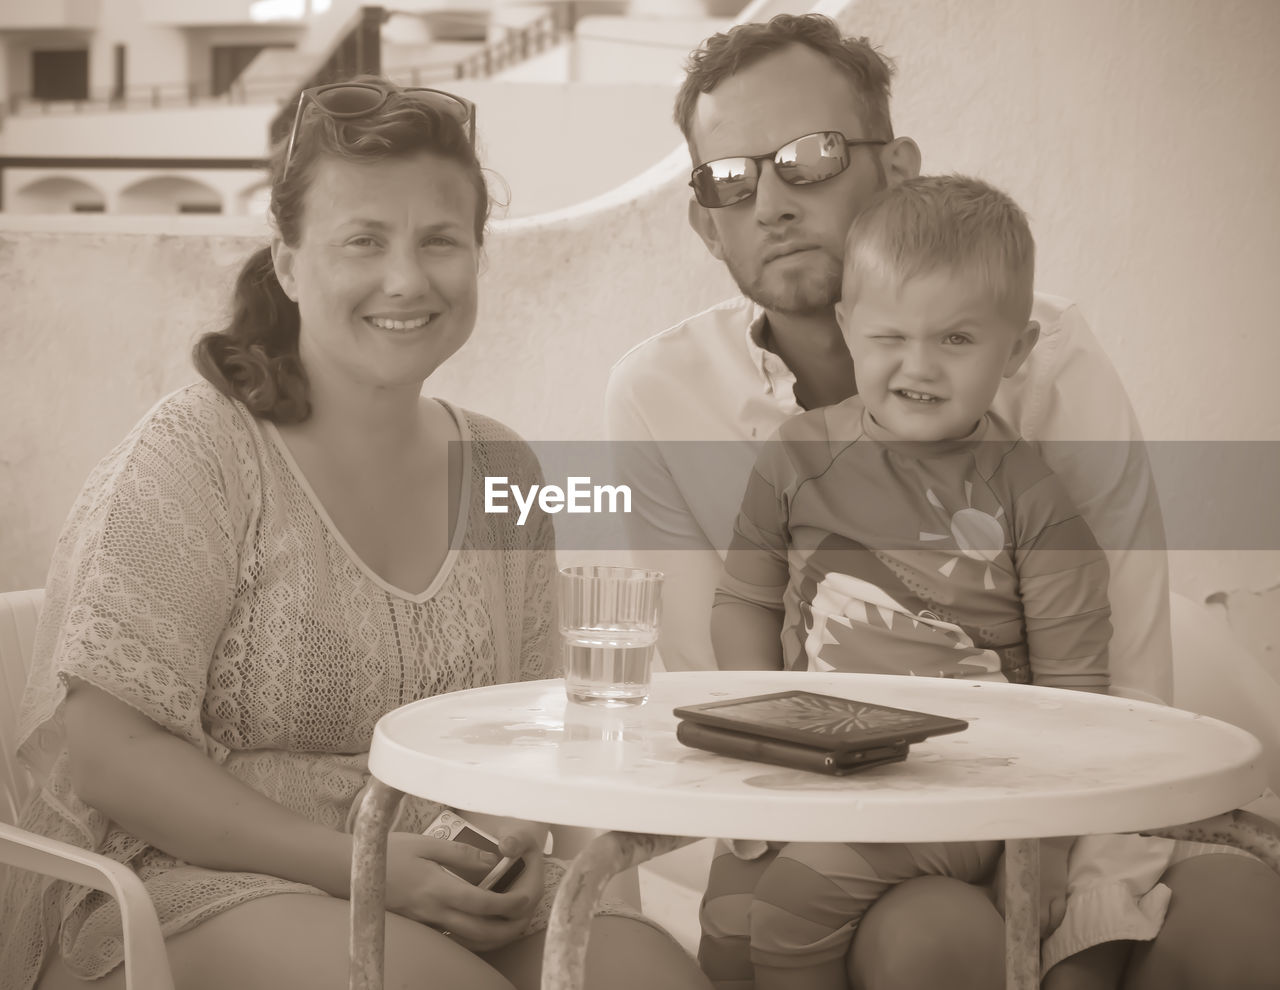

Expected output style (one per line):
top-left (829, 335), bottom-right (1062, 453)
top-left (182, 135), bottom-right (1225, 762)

top-left (834, 299), bottom-right (849, 335)
top-left (270, 233), bottom-right (299, 302)
top-left (1003, 320), bottom-right (1040, 377)
top-left (687, 196), bottom-right (727, 263)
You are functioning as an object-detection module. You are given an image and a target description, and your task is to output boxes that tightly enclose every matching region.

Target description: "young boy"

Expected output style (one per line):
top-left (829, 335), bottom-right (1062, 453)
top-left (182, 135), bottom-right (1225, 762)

top-left (710, 175), bottom-right (1112, 990)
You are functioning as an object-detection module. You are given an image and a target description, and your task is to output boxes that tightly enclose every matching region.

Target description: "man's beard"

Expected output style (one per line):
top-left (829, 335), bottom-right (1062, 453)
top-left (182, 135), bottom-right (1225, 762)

top-left (725, 250), bottom-right (843, 316)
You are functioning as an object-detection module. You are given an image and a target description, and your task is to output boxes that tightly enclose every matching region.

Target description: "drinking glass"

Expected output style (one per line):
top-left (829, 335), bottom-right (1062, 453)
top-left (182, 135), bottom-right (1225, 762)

top-left (558, 564), bottom-right (663, 706)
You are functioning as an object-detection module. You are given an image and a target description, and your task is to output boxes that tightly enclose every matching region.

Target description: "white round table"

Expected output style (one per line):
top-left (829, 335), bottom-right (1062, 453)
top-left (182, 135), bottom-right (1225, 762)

top-left (350, 671), bottom-right (1267, 990)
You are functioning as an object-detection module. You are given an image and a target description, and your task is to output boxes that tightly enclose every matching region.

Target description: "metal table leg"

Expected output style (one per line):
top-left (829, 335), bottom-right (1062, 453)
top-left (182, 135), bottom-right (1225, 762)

top-left (1003, 837), bottom-right (1040, 990)
top-left (350, 779), bottom-right (404, 990)
top-left (541, 831), bottom-right (699, 990)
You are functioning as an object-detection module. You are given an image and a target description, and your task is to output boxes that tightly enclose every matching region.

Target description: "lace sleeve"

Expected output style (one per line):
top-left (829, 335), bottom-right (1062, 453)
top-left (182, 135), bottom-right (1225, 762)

top-left (460, 408), bottom-right (557, 683)
top-left (519, 493), bottom-right (557, 682)
top-left (20, 388), bottom-right (251, 758)
top-left (505, 439), bottom-right (556, 682)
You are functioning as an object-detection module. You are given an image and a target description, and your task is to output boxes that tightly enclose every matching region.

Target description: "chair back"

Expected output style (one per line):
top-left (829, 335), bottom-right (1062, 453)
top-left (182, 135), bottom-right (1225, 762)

top-left (1171, 591), bottom-right (1280, 798)
top-left (0, 588), bottom-right (44, 824)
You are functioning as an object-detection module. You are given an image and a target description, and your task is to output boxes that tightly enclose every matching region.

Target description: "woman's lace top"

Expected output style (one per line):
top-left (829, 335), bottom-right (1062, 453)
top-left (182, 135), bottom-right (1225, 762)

top-left (0, 382), bottom-right (556, 988)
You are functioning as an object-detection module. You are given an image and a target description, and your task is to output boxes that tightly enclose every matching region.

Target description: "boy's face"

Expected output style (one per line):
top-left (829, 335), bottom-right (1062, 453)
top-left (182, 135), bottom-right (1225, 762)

top-left (836, 266), bottom-right (1038, 442)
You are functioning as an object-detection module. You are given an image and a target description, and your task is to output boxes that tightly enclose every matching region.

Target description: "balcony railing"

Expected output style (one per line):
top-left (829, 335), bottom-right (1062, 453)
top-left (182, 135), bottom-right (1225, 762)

top-left (267, 4), bottom-right (581, 142)
top-left (2, 73), bottom-right (304, 118)
top-left (0, 4), bottom-right (581, 133)
top-left (452, 7), bottom-right (578, 80)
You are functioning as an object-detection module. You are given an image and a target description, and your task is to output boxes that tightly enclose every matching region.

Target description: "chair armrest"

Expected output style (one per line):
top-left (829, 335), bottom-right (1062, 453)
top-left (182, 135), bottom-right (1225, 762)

top-left (0, 821), bottom-right (175, 990)
top-left (1143, 808), bottom-right (1280, 874)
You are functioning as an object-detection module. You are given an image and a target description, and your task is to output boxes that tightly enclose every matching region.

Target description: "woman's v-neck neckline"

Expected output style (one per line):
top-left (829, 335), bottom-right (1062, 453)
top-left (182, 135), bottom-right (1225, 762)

top-left (263, 401), bottom-right (472, 604)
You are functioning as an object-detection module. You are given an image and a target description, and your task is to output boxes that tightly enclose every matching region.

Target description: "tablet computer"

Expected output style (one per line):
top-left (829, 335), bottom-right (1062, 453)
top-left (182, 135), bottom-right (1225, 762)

top-left (675, 720), bottom-right (909, 776)
top-left (673, 690), bottom-right (968, 754)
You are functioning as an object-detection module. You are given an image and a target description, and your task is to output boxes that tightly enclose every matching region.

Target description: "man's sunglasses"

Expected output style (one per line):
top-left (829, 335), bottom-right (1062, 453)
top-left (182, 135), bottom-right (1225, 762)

top-left (690, 131), bottom-right (888, 209)
top-left (281, 81), bottom-right (477, 181)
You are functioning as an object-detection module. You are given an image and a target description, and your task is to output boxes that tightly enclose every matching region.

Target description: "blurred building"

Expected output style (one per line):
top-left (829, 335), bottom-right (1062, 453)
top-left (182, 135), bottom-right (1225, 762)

top-left (0, 0), bottom-right (745, 217)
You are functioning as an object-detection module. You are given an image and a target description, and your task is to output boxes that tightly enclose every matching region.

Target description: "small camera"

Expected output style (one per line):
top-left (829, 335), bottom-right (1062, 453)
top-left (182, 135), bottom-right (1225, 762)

top-left (424, 810), bottom-right (525, 893)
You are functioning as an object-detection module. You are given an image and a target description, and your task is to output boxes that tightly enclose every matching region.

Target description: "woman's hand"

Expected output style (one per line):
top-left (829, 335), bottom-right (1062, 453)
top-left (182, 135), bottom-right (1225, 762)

top-left (384, 829), bottom-right (546, 951)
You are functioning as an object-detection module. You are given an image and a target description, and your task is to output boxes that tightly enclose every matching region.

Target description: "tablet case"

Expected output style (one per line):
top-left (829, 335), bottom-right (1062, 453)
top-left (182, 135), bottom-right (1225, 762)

top-left (673, 690), bottom-right (967, 775)
top-left (675, 720), bottom-right (909, 775)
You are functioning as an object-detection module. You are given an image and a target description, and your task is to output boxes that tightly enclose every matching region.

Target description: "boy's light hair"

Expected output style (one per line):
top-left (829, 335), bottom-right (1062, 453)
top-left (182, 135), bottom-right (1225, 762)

top-left (843, 175), bottom-right (1036, 326)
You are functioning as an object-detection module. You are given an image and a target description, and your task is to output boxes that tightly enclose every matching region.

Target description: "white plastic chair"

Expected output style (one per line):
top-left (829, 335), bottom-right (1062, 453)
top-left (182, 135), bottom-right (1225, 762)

top-left (0, 588), bottom-right (176, 990)
top-left (1170, 591), bottom-right (1280, 811)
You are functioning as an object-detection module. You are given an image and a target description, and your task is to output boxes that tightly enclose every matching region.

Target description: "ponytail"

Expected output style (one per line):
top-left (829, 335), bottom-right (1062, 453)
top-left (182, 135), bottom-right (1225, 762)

top-left (193, 246), bottom-right (310, 424)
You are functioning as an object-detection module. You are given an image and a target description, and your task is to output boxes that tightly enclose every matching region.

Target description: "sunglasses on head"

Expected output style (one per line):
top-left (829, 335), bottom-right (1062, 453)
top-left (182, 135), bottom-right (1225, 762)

top-left (281, 81), bottom-right (477, 181)
top-left (690, 130), bottom-right (888, 209)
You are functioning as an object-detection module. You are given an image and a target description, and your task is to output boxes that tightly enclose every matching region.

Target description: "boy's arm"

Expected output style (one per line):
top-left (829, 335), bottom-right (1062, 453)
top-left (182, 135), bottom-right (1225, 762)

top-left (712, 516), bottom-right (788, 671)
top-left (1013, 469), bottom-right (1113, 693)
top-left (711, 599), bottom-right (785, 671)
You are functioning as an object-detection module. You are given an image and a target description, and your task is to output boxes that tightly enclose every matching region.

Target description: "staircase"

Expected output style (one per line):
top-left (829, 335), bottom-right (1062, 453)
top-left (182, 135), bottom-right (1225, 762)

top-left (267, 3), bottom-right (582, 149)
top-left (267, 5), bottom-right (386, 147)
top-left (452, 6), bottom-right (579, 80)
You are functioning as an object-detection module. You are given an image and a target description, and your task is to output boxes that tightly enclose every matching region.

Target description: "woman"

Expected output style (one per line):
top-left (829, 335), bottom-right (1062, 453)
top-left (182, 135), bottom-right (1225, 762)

top-left (0, 79), bottom-right (710, 990)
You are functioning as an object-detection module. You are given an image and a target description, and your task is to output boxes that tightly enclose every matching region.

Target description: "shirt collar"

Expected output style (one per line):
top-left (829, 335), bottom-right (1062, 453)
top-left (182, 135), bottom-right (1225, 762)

top-left (860, 404), bottom-right (991, 452)
top-left (744, 302), bottom-right (803, 414)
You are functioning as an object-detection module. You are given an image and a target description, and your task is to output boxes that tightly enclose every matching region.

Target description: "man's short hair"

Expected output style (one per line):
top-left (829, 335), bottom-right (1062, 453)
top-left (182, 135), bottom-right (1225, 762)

top-left (674, 13), bottom-right (896, 158)
top-left (843, 175), bottom-right (1037, 326)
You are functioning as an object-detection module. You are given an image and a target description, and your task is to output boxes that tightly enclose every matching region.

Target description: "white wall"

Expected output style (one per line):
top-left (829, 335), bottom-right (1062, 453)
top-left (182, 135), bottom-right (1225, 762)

top-left (2, 0), bottom-right (1278, 671)
top-left (115, 174), bottom-right (222, 212)
top-left (183, 23), bottom-right (303, 94)
top-left (494, 13), bottom-right (731, 83)
top-left (91, 0), bottom-right (189, 92)
top-left (1, 2), bottom-right (303, 105)
top-left (0, 103), bottom-right (278, 157)
top-left (6, 175), bottom-right (105, 211)
top-left (5, 166), bottom-right (263, 213)
top-left (0, 84), bottom-right (679, 219)
top-left (571, 14), bottom-right (728, 81)
top-left (843, 0), bottom-right (1280, 444)
top-left (451, 79), bottom-right (681, 215)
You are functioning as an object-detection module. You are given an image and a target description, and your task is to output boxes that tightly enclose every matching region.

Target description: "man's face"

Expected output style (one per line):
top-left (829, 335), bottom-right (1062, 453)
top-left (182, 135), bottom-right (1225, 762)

top-left (687, 44), bottom-right (888, 318)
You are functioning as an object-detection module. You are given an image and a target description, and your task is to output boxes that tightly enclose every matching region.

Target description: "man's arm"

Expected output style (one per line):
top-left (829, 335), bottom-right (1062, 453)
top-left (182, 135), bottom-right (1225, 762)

top-left (710, 446), bottom-right (794, 671)
top-left (605, 375), bottom-right (722, 671)
top-left (1013, 300), bottom-right (1172, 704)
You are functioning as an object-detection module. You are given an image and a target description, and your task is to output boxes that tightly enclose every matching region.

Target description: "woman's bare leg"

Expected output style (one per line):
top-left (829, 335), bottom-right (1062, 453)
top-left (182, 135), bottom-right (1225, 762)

top-left (847, 876), bottom-right (1003, 990)
top-left (482, 915), bottom-right (712, 990)
top-left (1122, 854), bottom-right (1280, 990)
top-left (38, 893), bottom-right (515, 990)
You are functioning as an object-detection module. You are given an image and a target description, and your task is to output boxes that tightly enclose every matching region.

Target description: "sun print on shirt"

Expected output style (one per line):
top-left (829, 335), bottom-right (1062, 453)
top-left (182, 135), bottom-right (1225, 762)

top-left (918, 480), bottom-right (1008, 591)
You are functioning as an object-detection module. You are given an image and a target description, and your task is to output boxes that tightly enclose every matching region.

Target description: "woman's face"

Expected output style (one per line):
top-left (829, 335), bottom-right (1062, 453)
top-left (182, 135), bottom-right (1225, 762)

top-left (272, 150), bottom-right (481, 396)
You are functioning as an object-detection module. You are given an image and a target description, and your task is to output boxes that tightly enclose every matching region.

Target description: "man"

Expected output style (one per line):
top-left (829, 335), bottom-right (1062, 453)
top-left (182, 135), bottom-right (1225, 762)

top-left (606, 14), bottom-right (1169, 702)
top-left (605, 13), bottom-right (1279, 990)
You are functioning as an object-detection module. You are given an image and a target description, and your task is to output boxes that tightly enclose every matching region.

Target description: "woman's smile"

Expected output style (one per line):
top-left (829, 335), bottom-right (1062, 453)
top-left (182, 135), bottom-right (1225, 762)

top-left (364, 313), bottom-right (437, 332)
